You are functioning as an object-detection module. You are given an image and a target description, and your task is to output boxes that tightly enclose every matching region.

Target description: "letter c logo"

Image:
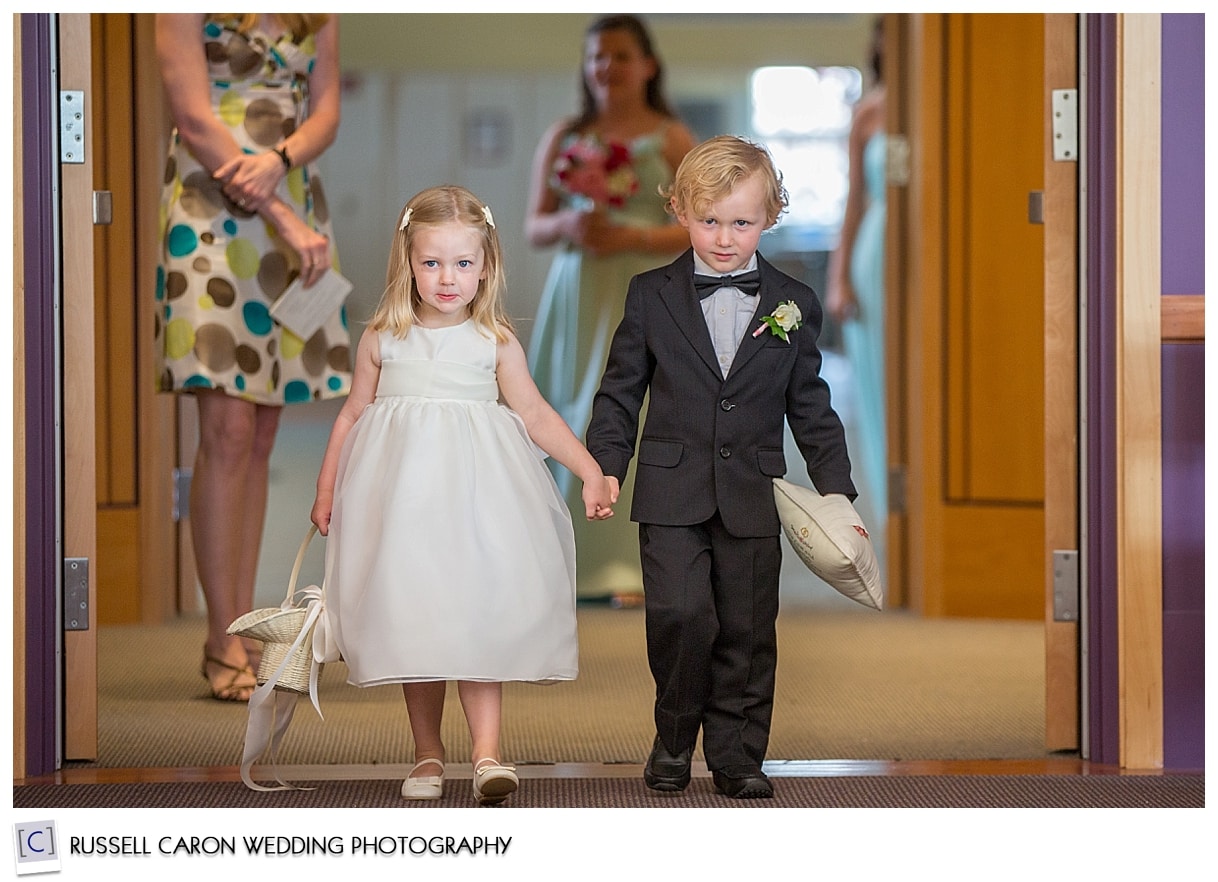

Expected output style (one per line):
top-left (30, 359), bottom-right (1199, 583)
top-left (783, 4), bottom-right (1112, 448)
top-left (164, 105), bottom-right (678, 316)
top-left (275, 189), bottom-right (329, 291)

top-left (25, 830), bottom-right (46, 854)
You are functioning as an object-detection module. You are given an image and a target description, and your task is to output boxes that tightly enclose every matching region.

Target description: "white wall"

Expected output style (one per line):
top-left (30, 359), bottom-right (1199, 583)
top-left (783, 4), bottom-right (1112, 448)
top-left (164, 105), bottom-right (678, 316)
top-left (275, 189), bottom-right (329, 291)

top-left (325, 69), bottom-right (574, 350)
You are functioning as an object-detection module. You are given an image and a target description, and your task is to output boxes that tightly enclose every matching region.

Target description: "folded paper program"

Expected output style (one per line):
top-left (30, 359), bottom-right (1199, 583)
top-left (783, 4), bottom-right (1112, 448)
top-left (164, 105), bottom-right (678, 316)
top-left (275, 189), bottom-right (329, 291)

top-left (269, 269), bottom-right (353, 341)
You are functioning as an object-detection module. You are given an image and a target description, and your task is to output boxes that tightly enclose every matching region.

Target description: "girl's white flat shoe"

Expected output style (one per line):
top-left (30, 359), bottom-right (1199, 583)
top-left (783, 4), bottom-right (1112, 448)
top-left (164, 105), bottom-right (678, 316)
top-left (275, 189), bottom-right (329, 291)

top-left (472, 758), bottom-right (518, 806)
top-left (401, 759), bottom-right (445, 800)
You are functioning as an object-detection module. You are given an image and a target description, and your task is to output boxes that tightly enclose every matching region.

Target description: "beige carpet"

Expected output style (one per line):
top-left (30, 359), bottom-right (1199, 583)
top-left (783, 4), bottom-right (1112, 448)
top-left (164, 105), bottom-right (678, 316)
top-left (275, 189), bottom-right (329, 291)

top-left (82, 605), bottom-right (1049, 770)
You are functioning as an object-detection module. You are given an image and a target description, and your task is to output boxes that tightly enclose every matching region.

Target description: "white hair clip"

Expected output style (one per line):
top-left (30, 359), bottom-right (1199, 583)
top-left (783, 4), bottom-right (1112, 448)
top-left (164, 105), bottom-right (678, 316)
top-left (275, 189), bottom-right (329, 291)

top-left (399, 207), bottom-right (413, 231)
top-left (482, 205), bottom-right (495, 228)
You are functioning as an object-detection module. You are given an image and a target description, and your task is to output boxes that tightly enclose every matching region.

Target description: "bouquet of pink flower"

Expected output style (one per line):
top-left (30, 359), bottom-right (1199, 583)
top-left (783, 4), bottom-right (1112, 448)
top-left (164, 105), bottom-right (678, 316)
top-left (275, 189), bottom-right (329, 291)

top-left (552, 134), bottom-right (639, 209)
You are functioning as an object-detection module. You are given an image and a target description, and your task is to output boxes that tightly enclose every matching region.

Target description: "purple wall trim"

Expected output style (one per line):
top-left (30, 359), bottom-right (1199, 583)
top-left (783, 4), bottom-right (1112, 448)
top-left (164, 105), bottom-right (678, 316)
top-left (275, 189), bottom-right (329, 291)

top-left (1159, 12), bottom-right (1205, 770)
top-left (1160, 345), bottom-right (1204, 769)
top-left (1160, 347), bottom-right (1205, 609)
top-left (20, 12), bottom-right (60, 777)
top-left (1085, 13), bottom-right (1121, 767)
top-left (1160, 14), bottom-right (1205, 296)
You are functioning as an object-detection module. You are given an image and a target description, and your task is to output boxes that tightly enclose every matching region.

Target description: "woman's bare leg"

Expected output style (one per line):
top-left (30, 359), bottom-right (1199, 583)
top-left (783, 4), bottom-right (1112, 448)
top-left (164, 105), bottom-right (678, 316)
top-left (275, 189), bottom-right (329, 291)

top-left (191, 390), bottom-right (281, 698)
top-left (232, 402), bottom-right (281, 669)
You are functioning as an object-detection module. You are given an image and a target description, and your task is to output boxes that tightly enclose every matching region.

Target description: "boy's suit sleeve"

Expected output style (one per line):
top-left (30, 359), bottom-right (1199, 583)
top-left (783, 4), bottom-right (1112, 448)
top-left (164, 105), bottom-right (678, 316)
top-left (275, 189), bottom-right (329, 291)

top-left (781, 272), bottom-right (858, 500)
top-left (586, 273), bottom-right (653, 483)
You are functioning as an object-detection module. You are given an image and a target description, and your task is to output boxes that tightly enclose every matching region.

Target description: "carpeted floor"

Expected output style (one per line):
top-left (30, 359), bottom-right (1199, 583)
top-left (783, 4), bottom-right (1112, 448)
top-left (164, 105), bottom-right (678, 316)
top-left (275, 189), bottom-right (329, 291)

top-left (79, 605), bottom-right (1049, 769)
top-left (16, 606), bottom-right (1206, 812)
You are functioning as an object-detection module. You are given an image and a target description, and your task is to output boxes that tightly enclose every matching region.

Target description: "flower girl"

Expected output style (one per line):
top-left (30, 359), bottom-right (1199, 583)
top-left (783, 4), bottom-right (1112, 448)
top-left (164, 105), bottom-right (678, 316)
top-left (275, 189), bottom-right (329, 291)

top-left (311, 185), bottom-right (616, 805)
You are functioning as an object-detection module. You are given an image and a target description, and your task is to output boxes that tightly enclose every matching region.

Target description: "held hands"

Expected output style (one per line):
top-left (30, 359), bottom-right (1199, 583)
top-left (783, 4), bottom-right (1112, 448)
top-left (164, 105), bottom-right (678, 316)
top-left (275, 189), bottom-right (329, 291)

top-left (582, 474), bottom-right (620, 521)
top-left (215, 154), bottom-right (330, 288)
top-left (214, 151), bottom-right (285, 213)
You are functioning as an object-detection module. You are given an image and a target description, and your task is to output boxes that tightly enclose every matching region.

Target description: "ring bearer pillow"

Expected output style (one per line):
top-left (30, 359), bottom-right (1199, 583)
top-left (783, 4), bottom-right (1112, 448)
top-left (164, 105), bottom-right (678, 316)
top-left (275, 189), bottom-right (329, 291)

top-left (773, 478), bottom-right (883, 610)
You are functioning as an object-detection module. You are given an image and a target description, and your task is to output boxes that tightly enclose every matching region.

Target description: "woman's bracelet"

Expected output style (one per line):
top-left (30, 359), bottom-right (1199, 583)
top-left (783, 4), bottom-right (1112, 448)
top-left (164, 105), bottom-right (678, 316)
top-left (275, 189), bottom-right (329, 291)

top-left (273, 144), bottom-right (292, 171)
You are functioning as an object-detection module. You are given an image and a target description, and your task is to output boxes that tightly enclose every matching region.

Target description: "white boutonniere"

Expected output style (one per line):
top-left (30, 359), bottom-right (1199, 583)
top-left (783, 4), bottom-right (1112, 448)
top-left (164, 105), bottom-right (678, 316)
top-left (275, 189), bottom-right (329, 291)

top-left (752, 300), bottom-right (803, 342)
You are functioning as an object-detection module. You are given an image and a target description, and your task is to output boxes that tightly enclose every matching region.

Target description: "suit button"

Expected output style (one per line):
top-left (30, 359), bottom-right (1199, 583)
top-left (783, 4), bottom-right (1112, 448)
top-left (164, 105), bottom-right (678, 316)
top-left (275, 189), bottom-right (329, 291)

top-left (719, 446), bottom-right (731, 459)
top-left (720, 399), bottom-right (735, 411)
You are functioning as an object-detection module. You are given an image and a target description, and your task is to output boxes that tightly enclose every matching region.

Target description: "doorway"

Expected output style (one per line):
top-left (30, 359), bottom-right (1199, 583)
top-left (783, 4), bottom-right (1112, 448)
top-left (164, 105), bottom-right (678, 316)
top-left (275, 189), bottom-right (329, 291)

top-left (74, 12), bottom-right (1067, 770)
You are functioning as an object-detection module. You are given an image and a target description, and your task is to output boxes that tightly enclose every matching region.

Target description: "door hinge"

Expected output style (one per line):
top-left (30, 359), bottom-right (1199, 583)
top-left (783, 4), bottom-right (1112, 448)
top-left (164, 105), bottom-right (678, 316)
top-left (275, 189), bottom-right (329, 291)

top-left (59, 90), bottom-right (85, 164)
top-left (1051, 89), bottom-right (1078, 162)
top-left (64, 558), bottom-right (90, 631)
top-left (1052, 550), bottom-right (1079, 622)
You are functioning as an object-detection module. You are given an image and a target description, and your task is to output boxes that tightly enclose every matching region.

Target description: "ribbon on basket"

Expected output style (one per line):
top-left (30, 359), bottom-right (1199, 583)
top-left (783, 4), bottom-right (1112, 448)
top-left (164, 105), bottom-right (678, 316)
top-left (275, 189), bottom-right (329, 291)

top-left (227, 524), bottom-right (339, 791)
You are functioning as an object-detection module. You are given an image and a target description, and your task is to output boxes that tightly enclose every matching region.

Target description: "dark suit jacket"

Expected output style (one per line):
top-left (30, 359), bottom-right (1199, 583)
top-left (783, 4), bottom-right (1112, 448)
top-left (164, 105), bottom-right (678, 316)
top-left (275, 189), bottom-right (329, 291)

top-left (587, 248), bottom-right (856, 539)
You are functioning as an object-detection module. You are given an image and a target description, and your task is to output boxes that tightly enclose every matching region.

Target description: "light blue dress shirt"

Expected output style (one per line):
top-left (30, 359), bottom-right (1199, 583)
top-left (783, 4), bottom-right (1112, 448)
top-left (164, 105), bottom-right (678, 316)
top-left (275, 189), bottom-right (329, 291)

top-left (694, 254), bottom-right (760, 378)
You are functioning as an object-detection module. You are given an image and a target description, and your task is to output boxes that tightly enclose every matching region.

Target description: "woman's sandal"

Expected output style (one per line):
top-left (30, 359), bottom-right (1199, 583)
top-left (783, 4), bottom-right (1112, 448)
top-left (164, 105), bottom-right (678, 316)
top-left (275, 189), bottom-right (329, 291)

top-left (401, 759), bottom-right (445, 800)
top-left (200, 652), bottom-right (256, 702)
top-left (472, 758), bottom-right (518, 806)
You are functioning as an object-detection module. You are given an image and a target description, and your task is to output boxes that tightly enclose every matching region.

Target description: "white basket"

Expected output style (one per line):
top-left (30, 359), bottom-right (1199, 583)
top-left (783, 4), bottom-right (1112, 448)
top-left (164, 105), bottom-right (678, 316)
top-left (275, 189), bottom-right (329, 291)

top-left (227, 526), bottom-right (322, 694)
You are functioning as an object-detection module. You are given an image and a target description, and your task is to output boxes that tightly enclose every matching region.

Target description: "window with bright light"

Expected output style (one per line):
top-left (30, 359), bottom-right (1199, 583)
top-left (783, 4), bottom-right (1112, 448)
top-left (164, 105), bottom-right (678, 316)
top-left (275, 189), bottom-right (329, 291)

top-left (750, 65), bottom-right (862, 242)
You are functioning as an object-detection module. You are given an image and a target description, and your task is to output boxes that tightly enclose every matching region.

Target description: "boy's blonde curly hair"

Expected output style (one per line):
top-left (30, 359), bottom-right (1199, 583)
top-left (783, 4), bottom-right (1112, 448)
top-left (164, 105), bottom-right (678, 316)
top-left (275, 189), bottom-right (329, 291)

top-left (664, 135), bottom-right (788, 227)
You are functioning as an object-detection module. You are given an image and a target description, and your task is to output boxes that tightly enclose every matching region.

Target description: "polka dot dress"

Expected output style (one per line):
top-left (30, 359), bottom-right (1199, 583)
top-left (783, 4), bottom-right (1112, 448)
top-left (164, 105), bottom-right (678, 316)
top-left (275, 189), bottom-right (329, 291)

top-left (155, 17), bottom-right (352, 405)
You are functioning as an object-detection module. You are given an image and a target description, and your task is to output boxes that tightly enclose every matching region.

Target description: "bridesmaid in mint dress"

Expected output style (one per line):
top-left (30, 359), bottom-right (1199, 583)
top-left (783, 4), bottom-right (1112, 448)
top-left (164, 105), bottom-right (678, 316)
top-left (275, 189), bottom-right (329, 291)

top-left (842, 131), bottom-right (887, 529)
top-left (827, 18), bottom-right (887, 573)
top-left (525, 15), bottom-right (695, 600)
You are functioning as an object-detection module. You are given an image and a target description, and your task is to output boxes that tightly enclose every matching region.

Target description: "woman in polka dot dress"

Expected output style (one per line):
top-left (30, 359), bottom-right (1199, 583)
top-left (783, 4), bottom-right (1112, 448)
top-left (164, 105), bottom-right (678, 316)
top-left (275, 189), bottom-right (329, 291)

top-left (155, 13), bottom-right (352, 701)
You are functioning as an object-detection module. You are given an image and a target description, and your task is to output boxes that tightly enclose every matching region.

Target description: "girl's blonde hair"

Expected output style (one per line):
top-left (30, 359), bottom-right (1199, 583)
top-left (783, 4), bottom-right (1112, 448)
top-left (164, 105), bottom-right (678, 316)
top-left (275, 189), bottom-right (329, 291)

top-left (664, 135), bottom-right (788, 227)
top-left (369, 185), bottom-right (512, 341)
top-left (209, 14), bottom-right (330, 40)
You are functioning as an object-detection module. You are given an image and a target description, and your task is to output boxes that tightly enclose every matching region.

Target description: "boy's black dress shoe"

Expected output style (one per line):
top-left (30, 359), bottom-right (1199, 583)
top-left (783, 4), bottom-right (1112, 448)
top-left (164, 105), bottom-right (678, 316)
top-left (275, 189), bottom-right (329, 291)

top-left (644, 736), bottom-right (692, 791)
top-left (712, 769), bottom-right (774, 799)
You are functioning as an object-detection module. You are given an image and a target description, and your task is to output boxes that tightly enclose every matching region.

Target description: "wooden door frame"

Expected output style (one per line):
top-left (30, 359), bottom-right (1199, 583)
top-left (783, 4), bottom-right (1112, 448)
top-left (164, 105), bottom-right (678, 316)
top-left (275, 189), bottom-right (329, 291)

top-left (881, 12), bottom-right (909, 610)
top-left (126, 13), bottom-right (181, 624)
top-left (1112, 13), bottom-right (1163, 769)
top-left (58, 10), bottom-right (182, 761)
top-left (90, 13), bottom-right (182, 628)
top-left (60, 11), bottom-right (100, 760)
top-left (1042, 13), bottom-right (1080, 752)
top-left (892, 13), bottom-right (935, 616)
